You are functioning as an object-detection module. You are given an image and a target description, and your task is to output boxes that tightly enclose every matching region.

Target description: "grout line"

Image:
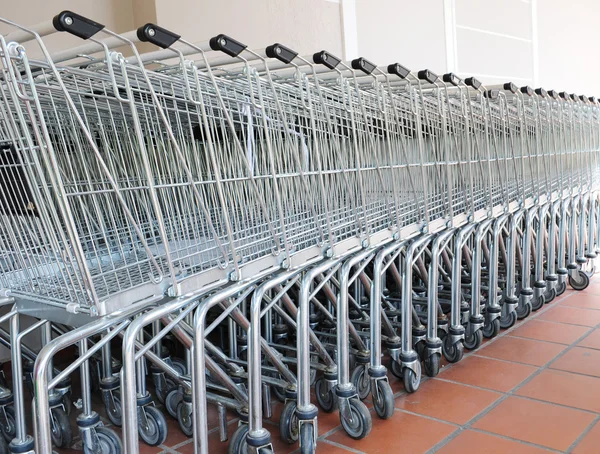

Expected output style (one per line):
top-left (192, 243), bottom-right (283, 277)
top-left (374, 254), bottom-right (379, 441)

top-left (392, 407), bottom-right (460, 427)
top-left (468, 427), bottom-right (561, 452)
top-left (565, 414), bottom-right (600, 453)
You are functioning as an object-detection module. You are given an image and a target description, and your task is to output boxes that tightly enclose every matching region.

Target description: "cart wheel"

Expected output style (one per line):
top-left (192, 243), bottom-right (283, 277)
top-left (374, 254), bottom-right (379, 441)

top-left (424, 353), bottom-right (441, 377)
top-left (556, 280), bottom-right (567, 296)
top-left (340, 398), bottom-right (372, 440)
top-left (138, 406), bottom-right (167, 446)
top-left (499, 310), bottom-right (517, 329)
top-left (482, 318), bottom-right (500, 339)
top-left (170, 358), bottom-right (187, 376)
top-left (402, 362), bottom-right (421, 394)
top-left (464, 329), bottom-right (483, 350)
top-left (372, 380), bottom-right (394, 419)
top-left (165, 388), bottom-right (182, 419)
top-left (177, 403), bottom-right (193, 437)
top-left (299, 423), bottom-right (315, 453)
top-left (390, 360), bottom-right (403, 380)
top-left (61, 393), bottom-right (72, 417)
top-left (83, 427), bottom-right (122, 454)
top-left (442, 336), bottom-right (464, 363)
top-left (279, 400), bottom-right (299, 444)
top-left (531, 294), bottom-right (546, 312)
top-left (103, 390), bottom-right (122, 427)
top-left (544, 287), bottom-right (557, 303)
top-left (350, 365), bottom-right (370, 400)
top-left (0, 406), bottom-right (15, 442)
top-left (0, 434), bottom-right (7, 454)
top-left (228, 424), bottom-right (248, 454)
top-left (516, 301), bottom-right (532, 319)
top-left (315, 378), bottom-right (337, 413)
top-left (50, 408), bottom-right (72, 449)
top-left (569, 272), bottom-right (590, 291)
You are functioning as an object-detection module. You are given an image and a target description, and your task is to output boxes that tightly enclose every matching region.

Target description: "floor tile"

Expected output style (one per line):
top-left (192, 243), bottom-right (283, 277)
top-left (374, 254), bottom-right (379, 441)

top-left (537, 305), bottom-right (600, 327)
top-left (438, 355), bottom-right (536, 392)
top-left (477, 336), bottom-right (566, 366)
top-left (436, 429), bottom-right (549, 454)
top-left (315, 441), bottom-right (359, 453)
top-left (572, 420), bottom-right (600, 454)
top-left (325, 410), bottom-right (455, 453)
top-left (516, 369), bottom-right (600, 413)
top-left (561, 293), bottom-right (600, 310)
top-left (395, 379), bottom-right (500, 424)
top-left (473, 396), bottom-right (595, 451)
top-left (509, 319), bottom-right (590, 345)
top-left (578, 329), bottom-right (600, 350)
top-left (550, 347), bottom-right (600, 378)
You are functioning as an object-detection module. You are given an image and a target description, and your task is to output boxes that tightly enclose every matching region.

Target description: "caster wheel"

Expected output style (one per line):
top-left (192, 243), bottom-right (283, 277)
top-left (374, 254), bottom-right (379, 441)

top-left (270, 373), bottom-right (286, 403)
top-left (544, 287), bottom-right (557, 303)
top-left (569, 272), bottom-right (590, 291)
top-left (299, 423), bottom-right (315, 453)
top-left (177, 403), bottom-right (193, 437)
top-left (442, 336), bottom-right (464, 363)
top-left (315, 378), bottom-right (337, 413)
top-left (170, 358), bottom-right (187, 376)
top-left (165, 388), bottom-right (182, 419)
top-left (402, 362), bottom-right (421, 393)
top-left (228, 424), bottom-right (248, 454)
top-left (84, 427), bottom-right (123, 454)
top-left (372, 380), bottom-right (394, 419)
top-left (103, 391), bottom-right (122, 427)
top-left (531, 294), bottom-right (546, 312)
top-left (0, 406), bottom-right (15, 442)
top-left (138, 406), bottom-right (167, 446)
top-left (390, 360), bottom-right (402, 380)
top-left (340, 398), bottom-right (372, 440)
top-left (499, 310), bottom-right (517, 329)
top-left (310, 369), bottom-right (317, 387)
top-left (516, 301), bottom-right (532, 320)
top-left (279, 400), bottom-right (298, 444)
top-left (464, 329), bottom-right (483, 350)
top-left (424, 353), bottom-right (441, 377)
top-left (350, 366), bottom-right (370, 400)
top-left (482, 318), bottom-right (500, 339)
top-left (61, 393), bottom-right (72, 417)
top-left (50, 408), bottom-right (72, 449)
top-left (556, 280), bottom-right (567, 296)
top-left (0, 435), bottom-right (7, 454)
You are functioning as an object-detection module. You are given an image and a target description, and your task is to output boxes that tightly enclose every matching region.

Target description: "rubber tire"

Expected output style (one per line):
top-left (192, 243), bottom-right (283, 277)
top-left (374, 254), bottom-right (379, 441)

top-left (544, 287), bottom-right (557, 303)
top-left (390, 360), bottom-right (403, 380)
top-left (340, 398), bottom-right (372, 440)
top-left (104, 391), bottom-right (122, 427)
top-left (556, 280), bottom-right (567, 296)
top-left (424, 353), bottom-right (441, 377)
top-left (499, 310), bottom-right (517, 329)
top-left (516, 301), bottom-right (532, 320)
top-left (569, 272), bottom-right (590, 291)
top-left (372, 381), bottom-right (394, 420)
top-left (61, 393), bottom-right (72, 417)
top-left (464, 329), bottom-right (483, 350)
top-left (442, 336), bottom-right (464, 363)
top-left (531, 294), bottom-right (546, 312)
top-left (0, 406), bottom-right (15, 442)
top-left (84, 427), bottom-right (123, 454)
top-left (177, 403), bottom-right (193, 437)
top-left (402, 362), bottom-right (421, 393)
top-left (279, 400), bottom-right (299, 444)
top-left (50, 408), bottom-right (72, 449)
top-left (228, 424), bottom-right (248, 454)
top-left (350, 366), bottom-right (370, 400)
top-left (482, 318), bottom-right (500, 339)
top-left (315, 378), bottom-right (337, 413)
top-left (138, 406), bottom-right (168, 446)
top-left (170, 358), bottom-right (187, 376)
top-left (299, 423), bottom-right (315, 453)
top-left (165, 388), bottom-right (182, 419)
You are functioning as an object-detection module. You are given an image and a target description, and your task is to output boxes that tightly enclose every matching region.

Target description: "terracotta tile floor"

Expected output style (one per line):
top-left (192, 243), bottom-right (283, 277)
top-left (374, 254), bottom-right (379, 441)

top-left (53, 273), bottom-right (600, 453)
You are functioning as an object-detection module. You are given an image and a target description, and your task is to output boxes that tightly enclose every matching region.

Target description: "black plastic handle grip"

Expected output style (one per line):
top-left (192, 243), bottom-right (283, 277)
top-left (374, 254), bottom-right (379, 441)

top-left (418, 69), bottom-right (438, 84)
top-left (559, 92), bottom-right (569, 100)
top-left (351, 57), bottom-right (376, 75)
top-left (535, 88), bottom-right (547, 98)
top-left (503, 82), bottom-right (518, 93)
top-left (387, 63), bottom-right (410, 79)
top-left (53, 11), bottom-right (104, 40)
top-left (313, 50), bottom-right (341, 70)
top-left (265, 43), bottom-right (298, 64)
top-left (570, 93), bottom-right (578, 101)
top-left (465, 77), bottom-right (482, 89)
top-left (579, 95), bottom-right (588, 102)
top-left (589, 96), bottom-right (597, 103)
top-left (484, 89), bottom-right (499, 99)
top-left (442, 72), bottom-right (461, 86)
top-left (136, 23), bottom-right (180, 49)
top-left (209, 34), bottom-right (247, 57)
top-left (547, 89), bottom-right (558, 99)
top-left (520, 86), bottom-right (533, 96)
